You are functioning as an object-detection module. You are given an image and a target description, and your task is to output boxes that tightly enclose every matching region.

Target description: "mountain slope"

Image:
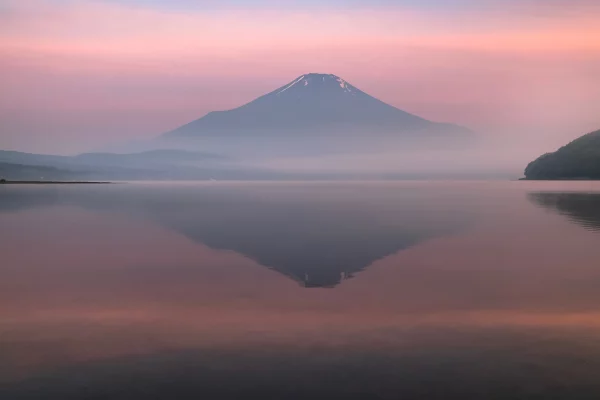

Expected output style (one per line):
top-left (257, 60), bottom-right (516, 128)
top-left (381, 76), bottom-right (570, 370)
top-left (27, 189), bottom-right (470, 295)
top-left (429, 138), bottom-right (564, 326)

top-left (164, 73), bottom-right (469, 138)
top-left (524, 129), bottom-right (600, 180)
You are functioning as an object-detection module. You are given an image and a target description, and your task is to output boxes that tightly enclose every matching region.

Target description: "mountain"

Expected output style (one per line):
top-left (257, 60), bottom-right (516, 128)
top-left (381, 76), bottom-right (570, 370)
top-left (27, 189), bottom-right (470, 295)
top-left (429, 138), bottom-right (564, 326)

top-left (524, 129), bottom-right (600, 180)
top-left (164, 73), bottom-right (470, 138)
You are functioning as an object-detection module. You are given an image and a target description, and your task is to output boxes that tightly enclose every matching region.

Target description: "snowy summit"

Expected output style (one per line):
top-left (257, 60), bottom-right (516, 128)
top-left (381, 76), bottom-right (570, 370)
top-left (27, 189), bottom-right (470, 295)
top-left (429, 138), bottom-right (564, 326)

top-left (275, 73), bottom-right (356, 96)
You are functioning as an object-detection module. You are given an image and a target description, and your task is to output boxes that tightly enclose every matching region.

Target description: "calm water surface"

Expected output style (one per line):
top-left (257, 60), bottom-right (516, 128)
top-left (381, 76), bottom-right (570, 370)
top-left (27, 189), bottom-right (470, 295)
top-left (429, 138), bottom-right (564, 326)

top-left (1, 181), bottom-right (600, 399)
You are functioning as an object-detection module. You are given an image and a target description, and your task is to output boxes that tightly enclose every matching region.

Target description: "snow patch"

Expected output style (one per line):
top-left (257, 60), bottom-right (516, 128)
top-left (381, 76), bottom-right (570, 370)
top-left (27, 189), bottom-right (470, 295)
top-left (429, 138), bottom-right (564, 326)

top-left (277, 75), bottom-right (305, 95)
top-left (337, 77), bottom-right (353, 93)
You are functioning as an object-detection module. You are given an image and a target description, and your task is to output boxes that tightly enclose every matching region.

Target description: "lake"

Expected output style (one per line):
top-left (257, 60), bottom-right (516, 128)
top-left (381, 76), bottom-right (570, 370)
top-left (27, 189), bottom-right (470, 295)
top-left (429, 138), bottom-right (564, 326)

top-left (1, 181), bottom-right (600, 399)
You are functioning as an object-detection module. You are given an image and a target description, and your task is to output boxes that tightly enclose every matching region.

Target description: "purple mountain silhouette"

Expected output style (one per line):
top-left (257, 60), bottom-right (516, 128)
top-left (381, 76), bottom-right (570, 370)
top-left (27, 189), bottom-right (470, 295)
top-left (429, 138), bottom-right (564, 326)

top-left (164, 73), bottom-right (470, 138)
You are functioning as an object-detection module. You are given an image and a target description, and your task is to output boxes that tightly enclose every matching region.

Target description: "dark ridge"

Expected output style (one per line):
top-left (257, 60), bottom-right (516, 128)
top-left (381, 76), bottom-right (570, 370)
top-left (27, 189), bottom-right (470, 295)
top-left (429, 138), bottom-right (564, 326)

top-left (524, 129), bottom-right (600, 180)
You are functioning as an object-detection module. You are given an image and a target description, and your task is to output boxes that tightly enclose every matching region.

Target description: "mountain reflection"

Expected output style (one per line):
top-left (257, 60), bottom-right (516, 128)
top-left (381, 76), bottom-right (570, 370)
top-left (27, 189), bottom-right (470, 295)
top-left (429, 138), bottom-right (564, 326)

top-left (0, 184), bottom-right (470, 287)
top-left (528, 192), bottom-right (600, 232)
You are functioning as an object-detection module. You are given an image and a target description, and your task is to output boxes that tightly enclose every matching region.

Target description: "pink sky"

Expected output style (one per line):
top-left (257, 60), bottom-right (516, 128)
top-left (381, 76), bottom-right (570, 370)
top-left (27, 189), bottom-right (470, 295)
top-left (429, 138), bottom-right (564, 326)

top-left (1, 0), bottom-right (600, 154)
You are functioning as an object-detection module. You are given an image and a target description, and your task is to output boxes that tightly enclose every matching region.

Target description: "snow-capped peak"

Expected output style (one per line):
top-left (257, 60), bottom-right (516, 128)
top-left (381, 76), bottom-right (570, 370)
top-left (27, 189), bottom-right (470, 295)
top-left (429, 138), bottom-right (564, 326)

top-left (275, 73), bottom-right (355, 96)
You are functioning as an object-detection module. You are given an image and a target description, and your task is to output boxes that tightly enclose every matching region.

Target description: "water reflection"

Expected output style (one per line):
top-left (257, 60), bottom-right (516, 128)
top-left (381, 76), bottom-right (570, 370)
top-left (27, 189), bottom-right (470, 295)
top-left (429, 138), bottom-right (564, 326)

top-left (0, 184), bottom-right (470, 287)
top-left (4, 183), bottom-right (600, 399)
top-left (528, 192), bottom-right (600, 232)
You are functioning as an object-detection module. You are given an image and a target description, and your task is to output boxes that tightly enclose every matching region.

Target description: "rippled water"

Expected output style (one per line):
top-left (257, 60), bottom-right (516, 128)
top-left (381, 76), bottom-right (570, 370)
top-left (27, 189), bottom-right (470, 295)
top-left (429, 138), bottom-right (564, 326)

top-left (1, 181), bottom-right (600, 399)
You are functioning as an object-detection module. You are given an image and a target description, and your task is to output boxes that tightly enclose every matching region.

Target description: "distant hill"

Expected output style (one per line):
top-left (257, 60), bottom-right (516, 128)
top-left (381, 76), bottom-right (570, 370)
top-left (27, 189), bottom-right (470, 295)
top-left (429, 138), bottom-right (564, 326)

top-left (0, 148), bottom-right (508, 181)
top-left (524, 129), bottom-right (600, 180)
top-left (0, 162), bottom-right (77, 181)
top-left (0, 149), bottom-right (381, 181)
top-left (75, 149), bottom-right (223, 164)
top-left (0, 149), bottom-right (221, 168)
top-left (0, 149), bottom-right (230, 181)
top-left (163, 73), bottom-right (471, 139)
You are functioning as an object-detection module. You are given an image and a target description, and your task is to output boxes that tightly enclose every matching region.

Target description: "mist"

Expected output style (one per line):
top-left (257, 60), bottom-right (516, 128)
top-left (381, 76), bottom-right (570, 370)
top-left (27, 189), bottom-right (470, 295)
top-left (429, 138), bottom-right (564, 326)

top-left (2, 123), bottom-right (596, 181)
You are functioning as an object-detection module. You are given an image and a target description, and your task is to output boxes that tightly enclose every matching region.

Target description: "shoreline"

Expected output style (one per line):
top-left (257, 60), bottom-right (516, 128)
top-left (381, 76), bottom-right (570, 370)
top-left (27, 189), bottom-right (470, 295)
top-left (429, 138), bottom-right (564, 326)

top-left (0, 181), bottom-right (112, 185)
top-left (519, 178), bottom-right (599, 181)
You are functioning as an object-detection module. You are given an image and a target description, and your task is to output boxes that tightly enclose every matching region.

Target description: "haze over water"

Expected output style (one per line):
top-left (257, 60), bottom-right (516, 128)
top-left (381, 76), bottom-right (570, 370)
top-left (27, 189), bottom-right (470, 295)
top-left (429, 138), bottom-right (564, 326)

top-left (2, 181), bottom-right (600, 399)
